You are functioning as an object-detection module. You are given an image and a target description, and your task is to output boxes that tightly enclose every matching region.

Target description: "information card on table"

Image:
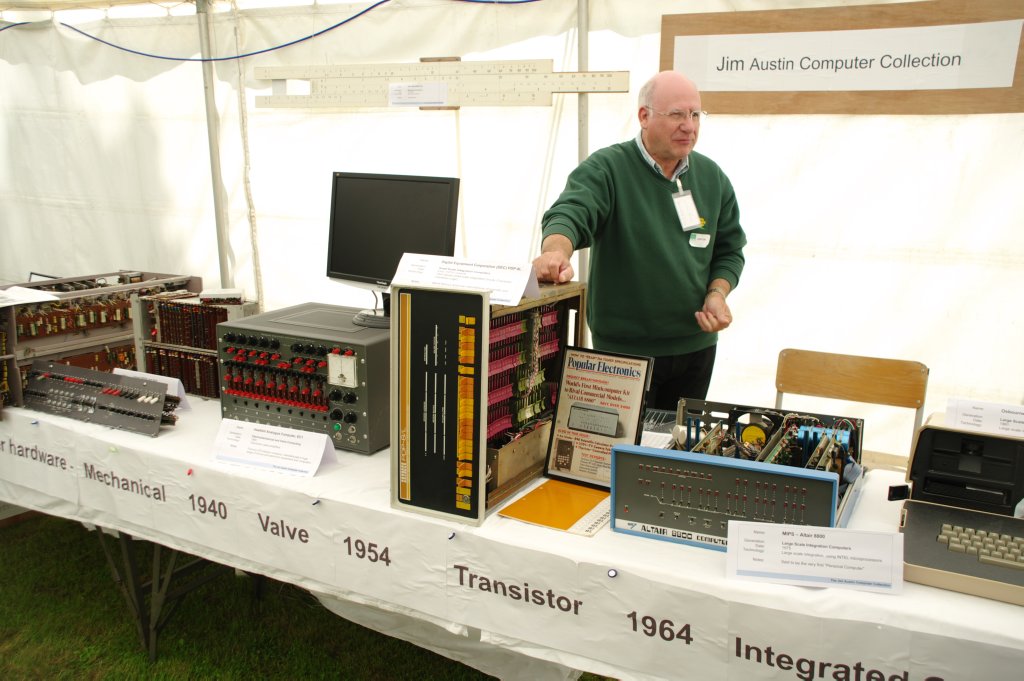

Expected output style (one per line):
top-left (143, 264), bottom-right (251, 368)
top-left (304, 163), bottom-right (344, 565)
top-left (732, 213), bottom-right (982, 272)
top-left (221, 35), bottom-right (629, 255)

top-left (213, 419), bottom-right (329, 476)
top-left (0, 285), bottom-right (58, 306)
top-left (392, 253), bottom-right (539, 305)
top-left (726, 521), bottom-right (903, 594)
top-left (113, 367), bottom-right (191, 410)
top-left (945, 398), bottom-right (1024, 438)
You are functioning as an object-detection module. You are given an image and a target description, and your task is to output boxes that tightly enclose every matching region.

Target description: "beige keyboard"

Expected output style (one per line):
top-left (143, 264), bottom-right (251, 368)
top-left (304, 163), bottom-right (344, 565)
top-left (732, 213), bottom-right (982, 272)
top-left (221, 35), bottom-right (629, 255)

top-left (937, 523), bottom-right (1024, 571)
top-left (901, 500), bottom-right (1024, 606)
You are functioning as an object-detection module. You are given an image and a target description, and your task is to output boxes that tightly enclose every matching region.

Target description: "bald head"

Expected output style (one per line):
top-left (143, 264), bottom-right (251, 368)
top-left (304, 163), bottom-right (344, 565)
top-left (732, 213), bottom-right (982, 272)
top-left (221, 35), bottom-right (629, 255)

top-left (637, 71), bottom-right (703, 177)
top-left (638, 71), bottom-right (700, 110)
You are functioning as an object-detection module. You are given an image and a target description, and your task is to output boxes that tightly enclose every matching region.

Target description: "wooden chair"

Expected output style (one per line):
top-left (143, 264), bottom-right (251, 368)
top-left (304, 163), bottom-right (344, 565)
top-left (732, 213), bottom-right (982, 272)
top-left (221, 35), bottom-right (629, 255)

top-left (774, 348), bottom-right (929, 470)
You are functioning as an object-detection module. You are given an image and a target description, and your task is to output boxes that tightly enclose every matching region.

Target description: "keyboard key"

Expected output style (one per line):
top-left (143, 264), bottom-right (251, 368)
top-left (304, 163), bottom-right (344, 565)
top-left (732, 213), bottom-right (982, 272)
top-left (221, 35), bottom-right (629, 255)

top-left (980, 554), bottom-right (1024, 571)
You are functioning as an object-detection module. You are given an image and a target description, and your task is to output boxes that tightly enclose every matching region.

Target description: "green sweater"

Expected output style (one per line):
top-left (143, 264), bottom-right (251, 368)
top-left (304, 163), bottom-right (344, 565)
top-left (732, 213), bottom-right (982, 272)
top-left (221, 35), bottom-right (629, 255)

top-left (541, 141), bottom-right (746, 357)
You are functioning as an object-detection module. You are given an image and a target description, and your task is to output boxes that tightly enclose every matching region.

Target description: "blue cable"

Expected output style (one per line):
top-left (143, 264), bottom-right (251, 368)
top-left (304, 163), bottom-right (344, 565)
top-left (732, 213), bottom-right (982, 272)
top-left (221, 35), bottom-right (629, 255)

top-left (2, 0), bottom-right (544, 62)
top-left (57, 0), bottom-right (392, 62)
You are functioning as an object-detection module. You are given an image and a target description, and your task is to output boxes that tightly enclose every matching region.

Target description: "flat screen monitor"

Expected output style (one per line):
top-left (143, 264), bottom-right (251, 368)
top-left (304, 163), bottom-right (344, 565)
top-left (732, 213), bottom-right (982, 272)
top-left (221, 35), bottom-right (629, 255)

top-left (326, 171), bottom-right (460, 328)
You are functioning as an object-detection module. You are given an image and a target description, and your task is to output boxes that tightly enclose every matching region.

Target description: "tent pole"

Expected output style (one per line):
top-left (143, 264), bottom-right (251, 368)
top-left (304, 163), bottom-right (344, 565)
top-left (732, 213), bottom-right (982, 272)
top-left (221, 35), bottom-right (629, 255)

top-left (196, 0), bottom-right (234, 288)
top-left (577, 0), bottom-right (591, 344)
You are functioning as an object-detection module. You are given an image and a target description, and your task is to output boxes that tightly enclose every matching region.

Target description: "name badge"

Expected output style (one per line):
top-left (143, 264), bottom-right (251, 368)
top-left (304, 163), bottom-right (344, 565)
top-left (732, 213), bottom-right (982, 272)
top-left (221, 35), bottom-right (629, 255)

top-left (673, 190), bottom-right (702, 232)
top-left (689, 232), bottom-right (710, 248)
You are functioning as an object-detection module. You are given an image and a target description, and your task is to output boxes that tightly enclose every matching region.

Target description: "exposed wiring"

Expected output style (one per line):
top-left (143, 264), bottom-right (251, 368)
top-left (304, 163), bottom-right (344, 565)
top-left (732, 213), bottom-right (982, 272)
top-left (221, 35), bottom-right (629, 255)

top-left (2, 0), bottom-right (544, 61)
top-left (55, 0), bottom-right (393, 62)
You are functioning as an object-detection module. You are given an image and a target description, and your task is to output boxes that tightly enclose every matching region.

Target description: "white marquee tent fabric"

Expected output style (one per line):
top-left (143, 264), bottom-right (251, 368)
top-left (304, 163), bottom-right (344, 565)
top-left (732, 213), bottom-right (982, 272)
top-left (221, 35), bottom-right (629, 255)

top-left (2, 0), bottom-right (1022, 456)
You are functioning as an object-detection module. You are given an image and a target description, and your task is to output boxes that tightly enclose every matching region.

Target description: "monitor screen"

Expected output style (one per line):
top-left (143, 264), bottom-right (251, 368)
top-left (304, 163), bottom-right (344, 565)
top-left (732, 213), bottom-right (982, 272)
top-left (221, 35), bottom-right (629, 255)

top-left (326, 171), bottom-right (460, 291)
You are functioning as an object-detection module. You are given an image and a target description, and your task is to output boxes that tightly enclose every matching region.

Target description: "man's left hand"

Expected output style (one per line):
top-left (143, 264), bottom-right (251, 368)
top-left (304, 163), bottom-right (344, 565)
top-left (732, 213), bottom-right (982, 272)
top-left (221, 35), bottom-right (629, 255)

top-left (695, 292), bottom-right (733, 333)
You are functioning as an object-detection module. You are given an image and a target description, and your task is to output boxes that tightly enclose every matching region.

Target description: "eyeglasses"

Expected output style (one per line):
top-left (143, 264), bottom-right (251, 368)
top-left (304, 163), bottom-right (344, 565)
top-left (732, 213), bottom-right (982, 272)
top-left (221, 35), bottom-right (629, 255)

top-left (647, 108), bottom-right (707, 124)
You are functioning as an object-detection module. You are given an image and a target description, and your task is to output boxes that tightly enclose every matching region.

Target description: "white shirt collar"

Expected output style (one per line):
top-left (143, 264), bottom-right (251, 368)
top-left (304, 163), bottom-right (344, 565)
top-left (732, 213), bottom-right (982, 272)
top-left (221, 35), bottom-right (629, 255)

top-left (634, 132), bottom-right (688, 181)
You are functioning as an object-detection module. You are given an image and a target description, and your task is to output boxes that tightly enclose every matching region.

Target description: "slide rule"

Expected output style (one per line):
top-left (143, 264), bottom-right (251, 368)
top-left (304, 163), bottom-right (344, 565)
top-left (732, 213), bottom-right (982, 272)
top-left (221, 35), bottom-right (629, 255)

top-left (254, 60), bottom-right (629, 109)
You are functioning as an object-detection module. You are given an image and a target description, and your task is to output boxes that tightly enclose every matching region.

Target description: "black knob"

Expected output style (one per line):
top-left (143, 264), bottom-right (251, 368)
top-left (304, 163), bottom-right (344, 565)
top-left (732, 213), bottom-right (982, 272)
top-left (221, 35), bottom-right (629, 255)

top-left (328, 390), bottom-right (342, 402)
top-left (330, 409), bottom-right (344, 420)
top-left (343, 411), bottom-right (358, 424)
top-left (342, 392), bottom-right (357, 404)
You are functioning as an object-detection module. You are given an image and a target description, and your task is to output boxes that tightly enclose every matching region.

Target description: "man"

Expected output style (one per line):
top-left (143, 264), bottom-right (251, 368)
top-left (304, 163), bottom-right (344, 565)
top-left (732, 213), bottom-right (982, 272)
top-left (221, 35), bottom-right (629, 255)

top-left (533, 71), bottom-right (746, 409)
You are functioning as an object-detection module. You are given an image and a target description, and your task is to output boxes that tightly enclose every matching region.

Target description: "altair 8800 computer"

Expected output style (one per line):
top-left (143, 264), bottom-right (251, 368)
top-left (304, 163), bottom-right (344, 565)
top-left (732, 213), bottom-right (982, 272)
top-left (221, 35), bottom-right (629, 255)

top-left (611, 399), bottom-right (867, 550)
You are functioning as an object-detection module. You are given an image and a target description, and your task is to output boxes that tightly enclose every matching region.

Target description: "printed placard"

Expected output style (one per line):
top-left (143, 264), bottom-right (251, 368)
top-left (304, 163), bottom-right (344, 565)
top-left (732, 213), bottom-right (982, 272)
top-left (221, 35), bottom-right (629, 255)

top-left (945, 398), bottom-right (1024, 438)
top-left (392, 253), bottom-right (539, 305)
top-left (675, 22), bottom-right (1022, 92)
top-left (213, 418), bottom-right (329, 477)
top-left (727, 521), bottom-right (903, 594)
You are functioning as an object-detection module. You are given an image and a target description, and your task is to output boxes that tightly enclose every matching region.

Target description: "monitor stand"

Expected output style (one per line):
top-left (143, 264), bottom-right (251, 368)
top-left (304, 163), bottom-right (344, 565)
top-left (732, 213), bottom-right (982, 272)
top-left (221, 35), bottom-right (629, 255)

top-left (352, 292), bottom-right (391, 329)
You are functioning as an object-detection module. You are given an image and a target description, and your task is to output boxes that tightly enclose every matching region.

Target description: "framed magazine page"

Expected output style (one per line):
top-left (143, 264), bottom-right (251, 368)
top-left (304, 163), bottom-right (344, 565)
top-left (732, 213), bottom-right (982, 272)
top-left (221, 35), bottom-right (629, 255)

top-left (544, 346), bottom-right (653, 489)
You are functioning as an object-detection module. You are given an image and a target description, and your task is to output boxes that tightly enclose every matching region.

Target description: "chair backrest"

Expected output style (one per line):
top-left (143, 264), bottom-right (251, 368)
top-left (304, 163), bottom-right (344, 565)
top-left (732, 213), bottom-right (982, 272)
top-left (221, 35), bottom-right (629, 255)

top-left (774, 348), bottom-right (930, 455)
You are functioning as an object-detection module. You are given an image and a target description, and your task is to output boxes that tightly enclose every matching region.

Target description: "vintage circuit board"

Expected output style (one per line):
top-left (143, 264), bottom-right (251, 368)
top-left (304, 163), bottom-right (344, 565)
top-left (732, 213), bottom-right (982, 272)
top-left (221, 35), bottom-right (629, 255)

top-left (22, 359), bottom-right (179, 436)
top-left (0, 270), bottom-right (199, 407)
top-left (611, 399), bottom-right (867, 550)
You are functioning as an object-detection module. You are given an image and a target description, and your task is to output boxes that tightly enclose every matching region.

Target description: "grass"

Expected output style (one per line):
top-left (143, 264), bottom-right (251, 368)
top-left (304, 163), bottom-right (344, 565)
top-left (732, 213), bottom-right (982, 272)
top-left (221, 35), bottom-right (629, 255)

top-left (0, 513), bottom-right (509, 680)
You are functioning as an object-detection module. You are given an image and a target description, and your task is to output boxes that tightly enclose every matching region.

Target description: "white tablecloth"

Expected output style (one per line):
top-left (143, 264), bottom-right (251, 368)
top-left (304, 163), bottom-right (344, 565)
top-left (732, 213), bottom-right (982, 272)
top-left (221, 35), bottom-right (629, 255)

top-left (2, 401), bottom-right (1021, 680)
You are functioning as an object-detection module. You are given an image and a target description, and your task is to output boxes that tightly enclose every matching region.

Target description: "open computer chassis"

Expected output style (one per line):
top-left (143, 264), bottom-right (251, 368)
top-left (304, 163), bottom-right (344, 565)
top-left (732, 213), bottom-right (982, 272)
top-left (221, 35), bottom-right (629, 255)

top-left (611, 398), bottom-right (868, 550)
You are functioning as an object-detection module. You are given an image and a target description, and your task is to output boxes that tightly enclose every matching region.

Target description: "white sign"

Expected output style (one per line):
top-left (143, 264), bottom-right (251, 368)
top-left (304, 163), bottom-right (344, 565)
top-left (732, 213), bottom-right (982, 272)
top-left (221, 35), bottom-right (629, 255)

top-left (213, 419), bottom-right (329, 477)
top-left (946, 398), bottom-right (1024, 438)
top-left (388, 82), bottom-right (448, 107)
top-left (392, 253), bottom-right (539, 305)
top-left (113, 367), bottom-right (191, 410)
top-left (676, 20), bottom-right (1023, 91)
top-left (0, 285), bottom-right (59, 306)
top-left (726, 521), bottom-right (903, 594)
